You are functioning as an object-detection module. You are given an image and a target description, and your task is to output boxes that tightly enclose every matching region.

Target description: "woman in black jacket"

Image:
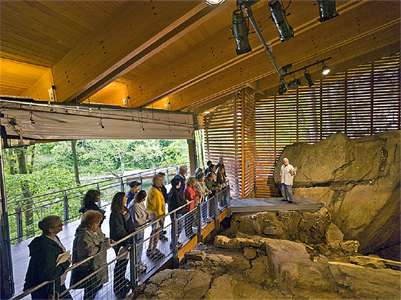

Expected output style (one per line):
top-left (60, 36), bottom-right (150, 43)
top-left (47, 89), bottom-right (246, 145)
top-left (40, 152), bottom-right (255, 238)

top-left (24, 215), bottom-right (71, 299)
top-left (167, 177), bottom-right (186, 249)
top-left (109, 192), bottom-right (135, 298)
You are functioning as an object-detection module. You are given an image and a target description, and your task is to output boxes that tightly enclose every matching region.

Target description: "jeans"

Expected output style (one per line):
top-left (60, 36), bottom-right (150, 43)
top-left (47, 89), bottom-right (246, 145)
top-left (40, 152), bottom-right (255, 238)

top-left (135, 231), bottom-right (144, 263)
top-left (280, 184), bottom-right (294, 202)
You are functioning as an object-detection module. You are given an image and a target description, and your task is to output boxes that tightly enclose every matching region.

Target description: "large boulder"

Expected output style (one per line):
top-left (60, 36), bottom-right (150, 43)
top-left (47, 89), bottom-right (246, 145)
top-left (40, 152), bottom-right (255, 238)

top-left (273, 131), bottom-right (400, 259)
top-left (141, 269), bottom-right (211, 299)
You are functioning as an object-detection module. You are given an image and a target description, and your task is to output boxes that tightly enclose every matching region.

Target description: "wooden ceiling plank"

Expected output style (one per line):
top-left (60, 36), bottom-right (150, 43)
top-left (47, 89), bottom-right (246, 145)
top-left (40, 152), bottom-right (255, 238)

top-left (148, 2), bottom-right (400, 111)
top-left (127, 0), bottom-right (360, 108)
top-left (51, 1), bottom-right (201, 102)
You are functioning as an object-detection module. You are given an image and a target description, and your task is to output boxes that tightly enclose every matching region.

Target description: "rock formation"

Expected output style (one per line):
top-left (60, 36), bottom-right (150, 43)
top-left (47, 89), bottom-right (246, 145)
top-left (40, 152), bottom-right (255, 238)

top-left (137, 235), bottom-right (401, 299)
top-left (273, 131), bottom-right (400, 260)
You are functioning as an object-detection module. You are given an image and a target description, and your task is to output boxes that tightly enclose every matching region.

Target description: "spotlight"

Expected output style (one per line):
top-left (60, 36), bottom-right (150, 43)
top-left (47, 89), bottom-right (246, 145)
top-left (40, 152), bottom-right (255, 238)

top-left (288, 78), bottom-right (301, 89)
top-left (278, 80), bottom-right (288, 95)
top-left (232, 9), bottom-right (252, 55)
top-left (322, 63), bottom-right (330, 76)
top-left (205, 0), bottom-right (225, 5)
top-left (304, 69), bottom-right (314, 87)
top-left (269, 0), bottom-right (294, 42)
top-left (317, 0), bottom-right (338, 22)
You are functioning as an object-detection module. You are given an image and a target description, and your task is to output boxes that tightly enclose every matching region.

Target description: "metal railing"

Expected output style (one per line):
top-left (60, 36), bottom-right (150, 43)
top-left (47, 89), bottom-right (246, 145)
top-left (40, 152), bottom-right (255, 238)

top-left (11, 186), bottom-right (231, 300)
top-left (7, 163), bottom-right (188, 242)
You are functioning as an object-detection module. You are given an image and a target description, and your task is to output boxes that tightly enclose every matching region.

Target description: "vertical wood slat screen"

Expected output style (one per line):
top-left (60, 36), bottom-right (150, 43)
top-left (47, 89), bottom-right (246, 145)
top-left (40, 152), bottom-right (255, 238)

top-left (255, 53), bottom-right (400, 197)
top-left (204, 88), bottom-right (256, 198)
top-left (204, 53), bottom-right (400, 199)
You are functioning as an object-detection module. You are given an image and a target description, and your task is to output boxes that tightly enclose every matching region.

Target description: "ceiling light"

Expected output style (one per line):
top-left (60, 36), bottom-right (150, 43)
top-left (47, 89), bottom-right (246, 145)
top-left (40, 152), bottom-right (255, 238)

top-left (322, 63), bottom-right (330, 76)
top-left (232, 9), bottom-right (252, 55)
top-left (317, 0), bottom-right (338, 22)
top-left (304, 70), bottom-right (314, 87)
top-left (205, 0), bottom-right (225, 5)
top-left (269, 0), bottom-right (294, 42)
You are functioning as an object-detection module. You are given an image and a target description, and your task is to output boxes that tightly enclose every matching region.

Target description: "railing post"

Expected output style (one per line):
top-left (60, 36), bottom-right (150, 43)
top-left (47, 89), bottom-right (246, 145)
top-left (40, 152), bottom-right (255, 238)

top-left (166, 168), bottom-right (169, 185)
top-left (52, 280), bottom-right (60, 300)
top-left (63, 191), bottom-right (69, 223)
top-left (129, 235), bottom-right (138, 289)
top-left (196, 203), bottom-right (202, 242)
top-left (120, 177), bottom-right (125, 193)
top-left (16, 207), bottom-right (23, 242)
top-left (139, 173), bottom-right (143, 185)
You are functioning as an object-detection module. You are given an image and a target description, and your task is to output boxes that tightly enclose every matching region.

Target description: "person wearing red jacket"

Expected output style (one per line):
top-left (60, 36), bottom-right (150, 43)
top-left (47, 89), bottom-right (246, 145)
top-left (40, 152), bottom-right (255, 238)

top-left (184, 177), bottom-right (199, 239)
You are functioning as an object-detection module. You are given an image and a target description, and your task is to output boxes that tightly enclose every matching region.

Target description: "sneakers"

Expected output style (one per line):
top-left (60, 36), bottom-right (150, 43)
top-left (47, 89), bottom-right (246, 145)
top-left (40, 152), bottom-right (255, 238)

top-left (137, 262), bottom-right (147, 273)
top-left (160, 234), bottom-right (168, 241)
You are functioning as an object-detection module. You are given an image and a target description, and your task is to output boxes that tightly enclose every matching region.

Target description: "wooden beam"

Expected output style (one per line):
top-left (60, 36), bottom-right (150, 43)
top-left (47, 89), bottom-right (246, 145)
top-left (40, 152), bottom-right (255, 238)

top-left (52, 1), bottom-right (205, 102)
top-left (135, 0), bottom-right (363, 108)
top-left (151, 2), bottom-right (400, 111)
top-left (20, 70), bottom-right (53, 101)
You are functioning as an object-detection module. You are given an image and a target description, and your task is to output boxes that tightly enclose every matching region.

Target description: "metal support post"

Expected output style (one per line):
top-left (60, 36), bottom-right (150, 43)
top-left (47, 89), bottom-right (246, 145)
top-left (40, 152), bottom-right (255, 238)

top-left (63, 191), bottom-right (69, 222)
top-left (120, 177), bottom-right (125, 192)
top-left (0, 135), bottom-right (15, 298)
top-left (15, 207), bottom-right (23, 242)
top-left (129, 236), bottom-right (138, 289)
top-left (196, 204), bottom-right (202, 242)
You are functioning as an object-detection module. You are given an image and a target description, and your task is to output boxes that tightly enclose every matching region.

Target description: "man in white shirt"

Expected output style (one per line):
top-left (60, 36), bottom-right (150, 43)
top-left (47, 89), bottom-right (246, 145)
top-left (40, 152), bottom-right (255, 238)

top-left (280, 157), bottom-right (297, 203)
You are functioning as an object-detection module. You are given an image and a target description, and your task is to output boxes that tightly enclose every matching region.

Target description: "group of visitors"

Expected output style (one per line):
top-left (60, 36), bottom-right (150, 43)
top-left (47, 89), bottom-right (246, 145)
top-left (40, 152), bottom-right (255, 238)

top-left (23, 159), bottom-right (228, 300)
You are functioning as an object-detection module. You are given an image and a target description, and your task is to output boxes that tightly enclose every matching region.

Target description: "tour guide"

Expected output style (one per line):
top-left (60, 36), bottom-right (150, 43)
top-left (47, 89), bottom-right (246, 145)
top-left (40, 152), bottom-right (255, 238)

top-left (280, 157), bottom-right (297, 203)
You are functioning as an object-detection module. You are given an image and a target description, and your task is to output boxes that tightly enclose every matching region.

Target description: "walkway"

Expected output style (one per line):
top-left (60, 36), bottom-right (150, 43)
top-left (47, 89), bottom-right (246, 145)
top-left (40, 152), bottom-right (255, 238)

top-left (11, 195), bottom-right (319, 299)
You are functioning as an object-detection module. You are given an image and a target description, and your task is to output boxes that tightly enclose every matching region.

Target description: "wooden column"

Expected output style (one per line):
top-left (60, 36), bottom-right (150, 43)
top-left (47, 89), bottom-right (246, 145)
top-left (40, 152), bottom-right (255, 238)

top-left (187, 137), bottom-right (197, 175)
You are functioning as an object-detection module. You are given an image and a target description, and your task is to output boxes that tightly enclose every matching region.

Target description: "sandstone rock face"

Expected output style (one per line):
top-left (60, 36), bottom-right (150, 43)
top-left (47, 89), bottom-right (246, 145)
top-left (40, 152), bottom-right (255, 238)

top-left (141, 269), bottom-right (211, 299)
top-left (273, 131), bottom-right (401, 259)
top-left (137, 235), bottom-right (401, 300)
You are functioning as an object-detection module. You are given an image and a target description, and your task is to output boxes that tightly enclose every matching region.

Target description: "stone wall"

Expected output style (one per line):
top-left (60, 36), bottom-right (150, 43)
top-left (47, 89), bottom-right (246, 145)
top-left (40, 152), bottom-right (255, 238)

top-left (273, 131), bottom-right (400, 259)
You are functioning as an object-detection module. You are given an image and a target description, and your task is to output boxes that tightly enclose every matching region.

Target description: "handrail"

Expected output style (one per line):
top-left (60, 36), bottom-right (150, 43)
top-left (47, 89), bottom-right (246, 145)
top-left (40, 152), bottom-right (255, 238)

top-left (12, 187), bottom-right (229, 300)
top-left (7, 163), bottom-right (186, 205)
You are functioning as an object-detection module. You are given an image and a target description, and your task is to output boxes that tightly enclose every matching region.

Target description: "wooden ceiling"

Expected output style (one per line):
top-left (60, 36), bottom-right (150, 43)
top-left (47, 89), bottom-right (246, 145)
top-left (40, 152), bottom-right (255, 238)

top-left (1, 0), bottom-right (400, 113)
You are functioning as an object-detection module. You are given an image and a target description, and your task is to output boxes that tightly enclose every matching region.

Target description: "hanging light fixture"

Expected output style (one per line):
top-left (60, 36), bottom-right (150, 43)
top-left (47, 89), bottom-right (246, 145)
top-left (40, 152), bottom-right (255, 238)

top-left (322, 63), bottom-right (331, 76)
top-left (232, 9), bottom-right (252, 55)
top-left (269, 0), bottom-right (294, 42)
top-left (304, 69), bottom-right (314, 87)
top-left (278, 80), bottom-right (288, 95)
top-left (317, 0), bottom-right (338, 22)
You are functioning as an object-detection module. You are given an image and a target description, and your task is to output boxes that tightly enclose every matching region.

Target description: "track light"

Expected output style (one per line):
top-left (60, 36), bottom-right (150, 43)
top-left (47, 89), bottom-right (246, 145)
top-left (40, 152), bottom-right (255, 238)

top-left (278, 80), bottom-right (288, 95)
top-left (269, 0), bottom-right (294, 42)
top-left (322, 63), bottom-right (330, 76)
top-left (317, 0), bottom-right (338, 22)
top-left (232, 9), bottom-right (252, 55)
top-left (288, 78), bottom-right (301, 89)
top-left (304, 69), bottom-right (314, 87)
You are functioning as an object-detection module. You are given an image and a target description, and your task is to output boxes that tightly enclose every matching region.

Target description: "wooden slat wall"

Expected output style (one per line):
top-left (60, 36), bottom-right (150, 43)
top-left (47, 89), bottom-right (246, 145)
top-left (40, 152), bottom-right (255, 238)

top-left (204, 88), bottom-right (256, 198)
top-left (205, 53), bottom-right (400, 199)
top-left (255, 53), bottom-right (400, 197)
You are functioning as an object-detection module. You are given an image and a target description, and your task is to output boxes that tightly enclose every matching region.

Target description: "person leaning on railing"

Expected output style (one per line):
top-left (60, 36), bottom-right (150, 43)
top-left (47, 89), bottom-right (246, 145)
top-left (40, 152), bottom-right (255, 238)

top-left (70, 210), bottom-right (111, 300)
top-left (109, 192), bottom-right (135, 298)
top-left (167, 177), bottom-right (187, 249)
top-left (184, 177), bottom-right (199, 239)
top-left (128, 190), bottom-right (149, 273)
top-left (24, 215), bottom-right (72, 299)
top-left (146, 174), bottom-right (166, 259)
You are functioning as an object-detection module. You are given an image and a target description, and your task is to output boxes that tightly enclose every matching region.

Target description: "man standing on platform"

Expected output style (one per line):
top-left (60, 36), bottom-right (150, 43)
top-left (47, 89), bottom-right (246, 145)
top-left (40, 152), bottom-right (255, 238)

top-left (280, 158), bottom-right (297, 203)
